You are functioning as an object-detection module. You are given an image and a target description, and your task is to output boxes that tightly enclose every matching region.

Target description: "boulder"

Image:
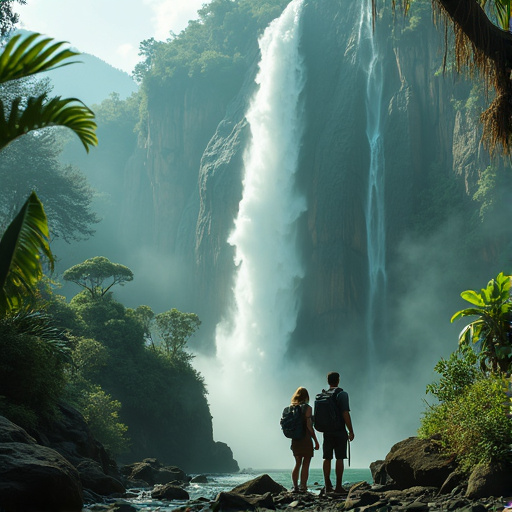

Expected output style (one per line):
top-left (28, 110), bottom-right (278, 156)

top-left (343, 490), bottom-right (380, 509)
top-left (106, 501), bottom-right (138, 511)
top-left (214, 491), bottom-right (274, 510)
top-left (123, 459), bottom-right (186, 486)
top-left (0, 417), bottom-right (36, 444)
top-left (231, 473), bottom-right (286, 495)
top-left (439, 470), bottom-right (466, 495)
top-left (370, 459), bottom-right (393, 486)
top-left (0, 441), bottom-right (83, 511)
top-left (190, 474), bottom-right (208, 483)
top-left (466, 462), bottom-right (512, 499)
top-left (382, 437), bottom-right (455, 489)
top-left (76, 459), bottom-right (125, 496)
top-left (32, 402), bottom-right (117, 477)
top-left (151, 483), bottom-right (190, 501)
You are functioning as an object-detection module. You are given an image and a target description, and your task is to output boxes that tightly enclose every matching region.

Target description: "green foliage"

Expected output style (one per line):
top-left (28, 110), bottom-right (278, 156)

top-left (425, 348), bottom-right (479, 403)
top-left (0, 312), bottom-right (67, 428)
top-left (154, 308), bottom-right (201, 360)
top-left (79, 385), bottom-right (129, 457)
top-left (478, 0), bottom-right (511, 30)
top-left (64, 336), bottom-right (129, 456)
top-left (0, 33), bottom-right (97, 152)
top-left (57, 285), bottom-right (211, 466)
top-left (420, 371), bottom-right (512, 472)
top-left (132, 305), bottom-right (155, 348)
top-left (451, 272), bottom-right (512, 372)
top-left (70, 336), bottom-right (108, 378)
top-left (69, 290), bottom-right (144, 353)
top-left (0, 191), bottom-right (53, 315)
top-left (136, 0), bottom-right (289, 121)
top-left (0, 115), bottom-right (99, 241)
top-left (63, 256), bottom-right (134, 298)
top-left (0, 1), bottom-right (25, 38)
top-left (473, 164), bottom-right (512, 223)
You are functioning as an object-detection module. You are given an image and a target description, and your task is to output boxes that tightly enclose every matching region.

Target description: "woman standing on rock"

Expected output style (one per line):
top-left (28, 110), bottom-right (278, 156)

top-left (289, 387), bottom-right (319, 492)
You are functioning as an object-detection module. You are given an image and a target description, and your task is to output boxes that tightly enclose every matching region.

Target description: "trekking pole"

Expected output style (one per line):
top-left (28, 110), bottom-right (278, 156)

top-left (348, 436), bottom-right (351, 467)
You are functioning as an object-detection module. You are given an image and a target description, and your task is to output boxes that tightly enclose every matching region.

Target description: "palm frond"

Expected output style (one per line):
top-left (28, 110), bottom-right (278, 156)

top-left (0, 191), bottom-right (53, 315)
top-left (0, 94), bottom-right (97, 152)
top-left (6, 309), bottom-right (72, 364)
top-left (0, 32), bottom-right (79, 84)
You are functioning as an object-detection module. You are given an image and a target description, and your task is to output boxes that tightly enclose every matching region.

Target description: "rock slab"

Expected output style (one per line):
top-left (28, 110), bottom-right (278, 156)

top-left (382, 437), bottom-right (455, 489)
top-left (0, 441), bottom-right (83, 511)
top-left (231, 473), bottom-right (287, 495)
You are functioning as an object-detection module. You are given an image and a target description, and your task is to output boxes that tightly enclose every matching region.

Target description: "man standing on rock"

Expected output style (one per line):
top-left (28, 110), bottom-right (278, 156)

top-left (316, 371), bottom-right (354, 495)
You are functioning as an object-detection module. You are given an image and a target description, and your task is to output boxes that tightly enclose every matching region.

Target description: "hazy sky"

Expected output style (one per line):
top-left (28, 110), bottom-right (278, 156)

top-left (13, 0), bottom-right (209, 74)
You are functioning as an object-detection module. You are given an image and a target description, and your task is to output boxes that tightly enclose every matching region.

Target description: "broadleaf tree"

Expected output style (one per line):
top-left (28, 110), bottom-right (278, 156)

top-left (154, 308), bottom-right (201, 361)
top-left (63, 256), bottom-right (134, 298)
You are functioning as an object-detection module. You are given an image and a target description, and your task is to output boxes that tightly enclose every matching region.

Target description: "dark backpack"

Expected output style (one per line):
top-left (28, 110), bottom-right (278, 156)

top-left (313, 388), bottom-right (343, 433)
top-left (280, 404), bottom-right (306, 439)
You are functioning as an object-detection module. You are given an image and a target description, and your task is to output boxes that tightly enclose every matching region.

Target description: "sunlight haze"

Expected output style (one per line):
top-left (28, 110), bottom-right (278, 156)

top-left (13, 0), bottom-right (209, 74)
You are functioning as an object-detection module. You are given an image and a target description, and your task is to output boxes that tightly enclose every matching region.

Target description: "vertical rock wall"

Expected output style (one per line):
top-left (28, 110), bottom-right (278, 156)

top-left (136, 0), bottom-right (490, 361)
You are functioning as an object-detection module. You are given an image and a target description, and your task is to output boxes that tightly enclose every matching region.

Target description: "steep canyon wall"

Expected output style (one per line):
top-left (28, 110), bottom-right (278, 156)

top-left (132, 0), bottom-right (496, 379)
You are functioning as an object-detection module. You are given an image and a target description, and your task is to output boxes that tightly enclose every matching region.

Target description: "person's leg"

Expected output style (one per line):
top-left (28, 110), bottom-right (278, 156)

top-left (299, 456), bottom-right (311, 491)
top-left (334, 458), bottom-right (344, 492)
top-left (322, 459), bottom-right (333, 491)
top-left (292, 456), bottom-right (302, 491)
top-left (322, 435), bottom-right (334, 491)
top-left (333, 435), bottom-right (348, 493)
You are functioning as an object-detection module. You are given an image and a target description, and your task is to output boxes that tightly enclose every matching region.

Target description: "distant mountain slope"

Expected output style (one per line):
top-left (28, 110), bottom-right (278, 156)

top-left (42, 52), bottom-right (138, 106)
top-left (15, 29), bottom-right (138, 105)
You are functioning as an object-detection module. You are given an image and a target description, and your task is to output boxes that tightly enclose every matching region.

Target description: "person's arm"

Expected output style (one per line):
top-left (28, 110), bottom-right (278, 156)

top-left (343, 410), bottom-right (354, 441)
top-left (305, 405), bottom-right (320, 450)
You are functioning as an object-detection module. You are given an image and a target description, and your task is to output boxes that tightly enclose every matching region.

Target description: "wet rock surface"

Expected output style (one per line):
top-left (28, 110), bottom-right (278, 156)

top-left (120, 457), bottom-right (187, 487)
top-left (0, 441), bottom-right (83, 512)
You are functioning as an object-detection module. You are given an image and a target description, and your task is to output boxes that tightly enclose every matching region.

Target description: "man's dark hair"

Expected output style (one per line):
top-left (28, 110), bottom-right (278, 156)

top-left (327, 372), bottom-right (340, 386)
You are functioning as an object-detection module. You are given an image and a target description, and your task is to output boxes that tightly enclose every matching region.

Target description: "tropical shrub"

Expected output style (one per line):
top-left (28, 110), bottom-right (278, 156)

top-left (78, 385), bottom-right (129, 457)
top-left (0, 312), bottom-right (68, 428)
top-left (419, 350), bottom-right (512, 471)
top-left (451, 272), bottom-right (512, 372)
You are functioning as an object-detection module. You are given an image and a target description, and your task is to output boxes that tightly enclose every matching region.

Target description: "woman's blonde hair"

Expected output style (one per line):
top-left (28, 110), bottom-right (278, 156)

top-left (291, 387), bottom-right (309, 405)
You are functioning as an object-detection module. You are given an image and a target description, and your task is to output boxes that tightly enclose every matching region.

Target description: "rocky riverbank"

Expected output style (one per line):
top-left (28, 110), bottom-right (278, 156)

top-left (85, 437), bottom-right (512, 512)
top-left (83, 471), bottom-right (512, 512)
top-left (2, 410), bottom-right (512, 511)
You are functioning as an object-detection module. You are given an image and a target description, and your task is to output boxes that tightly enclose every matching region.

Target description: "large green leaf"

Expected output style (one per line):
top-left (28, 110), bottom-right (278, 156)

top-left (0, 94), bottom-right (97, 152)
top-left (0, 33), bottom-right (97, 152)
top-left (460, 290), bottom-right (486, 307)
top-left (0, 32), bottom-right (79, 83)
top-left (451, 307), bottom-right (485, 322)
top-left (0, 192), bottom-right (54, 315)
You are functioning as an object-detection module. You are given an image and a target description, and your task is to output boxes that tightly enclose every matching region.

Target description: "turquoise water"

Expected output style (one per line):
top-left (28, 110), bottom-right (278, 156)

top-left (103, 468), bottom-right (372, 511)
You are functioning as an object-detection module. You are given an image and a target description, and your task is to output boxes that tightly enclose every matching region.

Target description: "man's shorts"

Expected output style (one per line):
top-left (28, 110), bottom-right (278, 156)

top-left (322, 433), bottom-right (347, 460)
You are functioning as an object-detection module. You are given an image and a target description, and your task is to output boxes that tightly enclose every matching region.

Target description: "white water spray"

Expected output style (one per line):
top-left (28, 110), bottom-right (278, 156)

top-left (198, 0), bottom-right (308, 469)
top-left (357, 1), bottom-right (387, 368)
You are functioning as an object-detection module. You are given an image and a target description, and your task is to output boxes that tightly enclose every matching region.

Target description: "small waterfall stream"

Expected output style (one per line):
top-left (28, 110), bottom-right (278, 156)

top-left (357, 0), bottom-right (387, 369)
top-left (202, 0), bottom-right (307, 469)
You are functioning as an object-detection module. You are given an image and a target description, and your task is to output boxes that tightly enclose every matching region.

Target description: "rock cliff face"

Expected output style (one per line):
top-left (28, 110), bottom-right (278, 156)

top-left (133, 0), bottom-right (499, 371)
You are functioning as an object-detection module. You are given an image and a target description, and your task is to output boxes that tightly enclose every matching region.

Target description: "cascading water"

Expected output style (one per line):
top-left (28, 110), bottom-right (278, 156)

top-left (357, 0), bottom-right (387, 369)
top-left (197, 0), bottom-right (308, 469)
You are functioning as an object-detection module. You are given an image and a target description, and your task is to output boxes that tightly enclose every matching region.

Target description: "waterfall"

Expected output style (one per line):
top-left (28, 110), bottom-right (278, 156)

top-left (198, 0), bottom-right (307, 469)
top-left (357, 0), bottom-right (387, 368)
